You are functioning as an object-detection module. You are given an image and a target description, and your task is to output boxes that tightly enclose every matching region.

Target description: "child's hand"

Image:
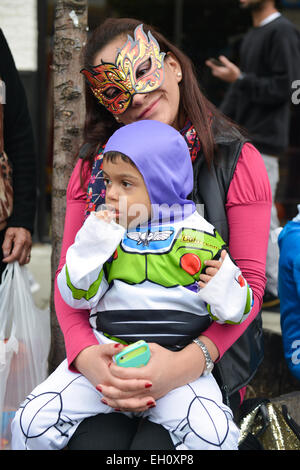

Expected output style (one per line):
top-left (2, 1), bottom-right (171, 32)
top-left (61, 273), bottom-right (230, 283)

top-left (95, 210), bottom-right (115, 223)
top-left (197, 249), bottom-right (227, 289)
top-left (95, 204), bottom-right (116, 223)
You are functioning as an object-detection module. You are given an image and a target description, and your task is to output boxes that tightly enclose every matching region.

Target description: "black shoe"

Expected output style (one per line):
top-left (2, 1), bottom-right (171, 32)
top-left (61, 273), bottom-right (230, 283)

top-left (262, 292), bottom-right (280, 312)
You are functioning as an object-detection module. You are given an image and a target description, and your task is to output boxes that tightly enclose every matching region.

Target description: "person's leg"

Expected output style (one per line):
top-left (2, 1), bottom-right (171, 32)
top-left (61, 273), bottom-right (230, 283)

top-left (68, 413), bottom-right (140, 450)
top-left (68, 413), bottom-right (175, 450)
top-left (129, 418), bottom-right (175, 450)
top-left (11, 359), bottom-right (112, 450)
top-left (261, 154), bottom-right (280, 301)
top-left (146, 374), bottom-right (240, 450)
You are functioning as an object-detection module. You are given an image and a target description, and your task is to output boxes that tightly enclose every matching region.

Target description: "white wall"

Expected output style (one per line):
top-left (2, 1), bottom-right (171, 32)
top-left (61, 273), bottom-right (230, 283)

top-left (0, 0), bottom-right (38, 71)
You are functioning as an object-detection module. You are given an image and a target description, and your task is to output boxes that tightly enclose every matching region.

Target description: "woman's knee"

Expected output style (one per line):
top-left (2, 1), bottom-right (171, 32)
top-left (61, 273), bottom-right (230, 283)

top-left (11, 392), bottom-right (66, 450)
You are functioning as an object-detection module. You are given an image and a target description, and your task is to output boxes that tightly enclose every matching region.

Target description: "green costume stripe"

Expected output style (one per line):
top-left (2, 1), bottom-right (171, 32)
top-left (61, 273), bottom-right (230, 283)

top-left (244, 284), bottom-right (252, 315)
top-left (206, 303), bottom-right (220, 322)
top-left (65, 265), bottom-right (104, 301)
top-left (103, 333), bottom-right (129, 345)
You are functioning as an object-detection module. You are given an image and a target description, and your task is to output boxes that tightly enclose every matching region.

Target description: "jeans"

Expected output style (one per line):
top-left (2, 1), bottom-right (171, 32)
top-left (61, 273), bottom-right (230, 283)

top-left (261, 154), bottom-right (280, 297)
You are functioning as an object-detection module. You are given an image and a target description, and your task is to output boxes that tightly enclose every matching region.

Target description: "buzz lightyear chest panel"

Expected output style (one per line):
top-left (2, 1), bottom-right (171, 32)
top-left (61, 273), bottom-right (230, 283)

top-left (105, 225), bottom-right (225, 288)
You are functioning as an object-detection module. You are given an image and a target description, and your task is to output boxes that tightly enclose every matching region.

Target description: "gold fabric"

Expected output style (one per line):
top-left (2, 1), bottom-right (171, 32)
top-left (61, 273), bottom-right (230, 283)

top-left (239, 402), bottom-right (300, 450)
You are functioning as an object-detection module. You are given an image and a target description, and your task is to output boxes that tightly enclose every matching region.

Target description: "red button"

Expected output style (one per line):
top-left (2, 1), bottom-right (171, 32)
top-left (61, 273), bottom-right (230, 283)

top-left (180, 253), bottom-right (201, 275)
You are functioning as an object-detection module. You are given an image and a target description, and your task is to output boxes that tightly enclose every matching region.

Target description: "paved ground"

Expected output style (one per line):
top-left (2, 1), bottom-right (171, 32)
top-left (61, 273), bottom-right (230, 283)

top-left (28, 243), bottom-right (282, 334)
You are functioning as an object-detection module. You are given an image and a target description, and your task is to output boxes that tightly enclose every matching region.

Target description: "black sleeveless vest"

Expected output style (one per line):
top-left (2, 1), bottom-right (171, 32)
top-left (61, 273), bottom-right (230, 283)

top-left (191, 131), bottom-right (264, 405)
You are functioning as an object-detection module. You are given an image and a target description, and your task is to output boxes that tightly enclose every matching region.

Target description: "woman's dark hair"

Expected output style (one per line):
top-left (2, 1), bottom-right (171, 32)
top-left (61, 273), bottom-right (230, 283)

top-left (81, 17), bottom-right (242, 171)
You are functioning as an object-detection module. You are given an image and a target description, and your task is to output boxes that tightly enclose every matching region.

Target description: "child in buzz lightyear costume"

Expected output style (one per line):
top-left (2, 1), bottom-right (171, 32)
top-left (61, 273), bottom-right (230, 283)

top-left (11, 121), bottom-right (253, 450)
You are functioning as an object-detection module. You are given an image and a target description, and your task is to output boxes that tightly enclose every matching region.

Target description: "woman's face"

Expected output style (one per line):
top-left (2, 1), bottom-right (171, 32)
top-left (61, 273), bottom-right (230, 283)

top-left (93, 35), bottom-right (183, 130)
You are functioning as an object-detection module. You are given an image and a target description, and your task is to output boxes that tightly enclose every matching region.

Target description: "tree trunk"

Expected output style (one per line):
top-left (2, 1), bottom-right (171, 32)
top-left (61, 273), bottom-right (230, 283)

top-left (49, 0), bottom-right (88, 373)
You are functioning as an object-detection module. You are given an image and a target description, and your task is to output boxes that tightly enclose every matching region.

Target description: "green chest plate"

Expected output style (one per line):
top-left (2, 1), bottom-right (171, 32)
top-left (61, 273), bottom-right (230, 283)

top-left (105, 227), bottom-right (225, 288)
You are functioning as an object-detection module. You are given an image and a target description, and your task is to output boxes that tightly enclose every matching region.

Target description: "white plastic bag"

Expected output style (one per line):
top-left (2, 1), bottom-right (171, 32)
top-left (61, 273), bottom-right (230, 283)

top-left (0, 262), bottom-right (50, 449)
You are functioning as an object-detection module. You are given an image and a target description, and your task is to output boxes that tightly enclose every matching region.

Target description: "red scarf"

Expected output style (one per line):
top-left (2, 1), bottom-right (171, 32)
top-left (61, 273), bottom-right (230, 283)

top-left (180, 120), bottom-right (201, 163)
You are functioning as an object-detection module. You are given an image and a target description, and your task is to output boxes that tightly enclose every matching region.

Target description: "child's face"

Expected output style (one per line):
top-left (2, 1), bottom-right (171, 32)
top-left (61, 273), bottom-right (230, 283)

top-left (102, 155), bottom-right (151, 228)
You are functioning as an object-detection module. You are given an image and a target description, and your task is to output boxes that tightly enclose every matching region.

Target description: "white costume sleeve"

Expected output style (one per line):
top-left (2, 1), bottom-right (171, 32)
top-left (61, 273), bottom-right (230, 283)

top-left (198, 253), bottom-right (253, 324)
top-left (57, 212), bottom-right (126, 310)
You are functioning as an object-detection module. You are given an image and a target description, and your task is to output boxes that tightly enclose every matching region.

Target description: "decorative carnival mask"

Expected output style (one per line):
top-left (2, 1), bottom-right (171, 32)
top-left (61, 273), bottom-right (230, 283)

top-left (81, 24), bottom-right (166, 114)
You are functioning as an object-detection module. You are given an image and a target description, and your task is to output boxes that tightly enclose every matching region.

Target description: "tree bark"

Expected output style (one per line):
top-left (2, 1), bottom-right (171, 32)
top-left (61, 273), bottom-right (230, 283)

top-left (49, 0), bottom-right (88, 372)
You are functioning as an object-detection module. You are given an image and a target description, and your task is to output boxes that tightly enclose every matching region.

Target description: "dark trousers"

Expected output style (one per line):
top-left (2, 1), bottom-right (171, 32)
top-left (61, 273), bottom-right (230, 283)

top-left (0, 228), bottom-right (7, 280)
top-left (68, 414), bottom-right (175, 451)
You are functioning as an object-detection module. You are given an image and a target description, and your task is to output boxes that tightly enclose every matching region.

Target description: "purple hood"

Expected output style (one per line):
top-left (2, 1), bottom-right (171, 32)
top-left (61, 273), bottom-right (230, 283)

top-left (104, 120), bottom-right (196, 224)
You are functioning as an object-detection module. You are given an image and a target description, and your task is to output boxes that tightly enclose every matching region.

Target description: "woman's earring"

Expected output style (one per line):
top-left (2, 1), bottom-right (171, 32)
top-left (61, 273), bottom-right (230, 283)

top-left (115, 116), bottom-right (120, 122)
top-left (177, 72), bottom-right (182, 77)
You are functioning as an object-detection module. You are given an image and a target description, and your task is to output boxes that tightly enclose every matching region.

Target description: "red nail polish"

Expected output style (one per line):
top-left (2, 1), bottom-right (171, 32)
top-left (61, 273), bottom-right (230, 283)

top-left (101, 399), bottom-right (108, 405)
top-left (114, 343), bottom-right (121, 348)
top-left (145, 383), bottom-right (152, 388)
top-left (114, 408), bottom-right (121, 412)
top-left (147, 401), bottom-right (155, 407)
top-left (96, 385), bottom-right (102, 393)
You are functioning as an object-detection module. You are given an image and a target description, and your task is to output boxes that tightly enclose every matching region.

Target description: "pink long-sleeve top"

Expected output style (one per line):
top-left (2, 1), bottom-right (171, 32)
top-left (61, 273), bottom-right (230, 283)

top-left (54, 142), bottom-right (271, 371)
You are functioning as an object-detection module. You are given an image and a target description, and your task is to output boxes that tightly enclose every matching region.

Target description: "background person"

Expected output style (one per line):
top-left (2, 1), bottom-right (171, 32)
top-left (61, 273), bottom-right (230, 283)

top-left (278, 204), bottom-right (300, 382)
top-left (206, 0), bottom-right (300, 310)
top-left (0, 29), bottom-right (36, 279)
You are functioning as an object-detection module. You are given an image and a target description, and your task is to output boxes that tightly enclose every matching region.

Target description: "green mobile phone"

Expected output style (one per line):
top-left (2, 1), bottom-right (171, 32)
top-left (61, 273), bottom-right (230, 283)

top-left (113, 340), bottom-right (151, 368)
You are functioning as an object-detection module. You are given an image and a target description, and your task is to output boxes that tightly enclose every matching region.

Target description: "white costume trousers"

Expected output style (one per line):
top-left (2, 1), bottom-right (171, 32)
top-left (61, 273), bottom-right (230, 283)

top-left (11, 332), bottom-right (240, 451)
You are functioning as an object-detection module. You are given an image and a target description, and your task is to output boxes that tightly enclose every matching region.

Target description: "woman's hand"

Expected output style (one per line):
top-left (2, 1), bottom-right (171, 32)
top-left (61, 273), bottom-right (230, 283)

top-left (73, 343), bottom-right (156, 412)
top-left (2, 227), bottom-right (32, 265)
top-left (205, 56), bottom-right (241, 83)
top-left (97, 342), bottom-right (207, 412)
top-left (73, 343), bottom-right (118, 387)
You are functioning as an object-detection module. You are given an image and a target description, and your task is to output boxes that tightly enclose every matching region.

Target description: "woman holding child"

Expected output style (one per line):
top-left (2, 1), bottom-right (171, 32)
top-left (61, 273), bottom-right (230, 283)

top-left (13, 17), bottom-right (272, 450)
